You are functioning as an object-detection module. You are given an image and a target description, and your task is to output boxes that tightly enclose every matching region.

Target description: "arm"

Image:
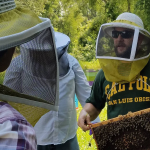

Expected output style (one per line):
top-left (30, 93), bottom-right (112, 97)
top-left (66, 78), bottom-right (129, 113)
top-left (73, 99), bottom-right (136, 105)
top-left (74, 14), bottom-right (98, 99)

top-left (70, 54), bottom-right (101, 123)
top-left (78, 103), bottom-right (101, 131)
top-left (71, 55), bottom-right (91, 107)
top-left (73, 65), bottom-right (106, 131)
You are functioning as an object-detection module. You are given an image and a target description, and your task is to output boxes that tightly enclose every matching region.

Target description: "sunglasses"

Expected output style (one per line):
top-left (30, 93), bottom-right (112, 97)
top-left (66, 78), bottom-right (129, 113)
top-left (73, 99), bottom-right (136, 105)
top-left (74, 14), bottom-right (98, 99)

top-left (112, 30), bottom-right (134, 39)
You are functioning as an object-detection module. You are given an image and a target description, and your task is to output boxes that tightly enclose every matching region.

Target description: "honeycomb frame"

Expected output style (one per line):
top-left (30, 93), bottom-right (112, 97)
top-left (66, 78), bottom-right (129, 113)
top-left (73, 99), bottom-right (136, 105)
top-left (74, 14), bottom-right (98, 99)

top-left (91, 108), bottom-right (150, 150)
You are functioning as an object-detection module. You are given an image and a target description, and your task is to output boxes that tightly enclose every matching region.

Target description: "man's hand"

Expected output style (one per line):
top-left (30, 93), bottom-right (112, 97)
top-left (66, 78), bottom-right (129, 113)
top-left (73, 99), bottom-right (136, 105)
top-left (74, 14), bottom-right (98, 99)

top-left (78, 109), bottom-right (92, 132)
top-left (78, 103), bottom-right (101, 132)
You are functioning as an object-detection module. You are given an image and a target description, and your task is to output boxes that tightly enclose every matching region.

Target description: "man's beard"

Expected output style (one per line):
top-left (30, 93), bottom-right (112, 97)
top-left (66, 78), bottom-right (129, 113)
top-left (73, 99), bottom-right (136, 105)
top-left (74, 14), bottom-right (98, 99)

top-left (114, 45), bottom-right (132, 59)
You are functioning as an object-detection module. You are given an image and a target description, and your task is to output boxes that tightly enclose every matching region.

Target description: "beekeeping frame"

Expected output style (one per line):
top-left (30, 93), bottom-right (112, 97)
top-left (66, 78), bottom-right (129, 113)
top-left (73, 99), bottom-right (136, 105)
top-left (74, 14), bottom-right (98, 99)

top-left (91, 108), bottom-right (150, 150)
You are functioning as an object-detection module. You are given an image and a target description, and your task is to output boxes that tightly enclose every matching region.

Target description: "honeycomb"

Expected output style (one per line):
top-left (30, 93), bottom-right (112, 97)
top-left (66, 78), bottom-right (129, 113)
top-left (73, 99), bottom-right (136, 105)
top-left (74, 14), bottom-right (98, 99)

top-left (91, 108), bottom-right (150, 150)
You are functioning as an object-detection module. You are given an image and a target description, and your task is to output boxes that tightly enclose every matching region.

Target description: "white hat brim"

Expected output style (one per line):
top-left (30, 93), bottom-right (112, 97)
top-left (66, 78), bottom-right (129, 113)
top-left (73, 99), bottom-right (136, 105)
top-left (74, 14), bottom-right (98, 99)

top-left (103, 22), bottom-right (150, 38)
top-left (104, 23), bottom-right (135, 37)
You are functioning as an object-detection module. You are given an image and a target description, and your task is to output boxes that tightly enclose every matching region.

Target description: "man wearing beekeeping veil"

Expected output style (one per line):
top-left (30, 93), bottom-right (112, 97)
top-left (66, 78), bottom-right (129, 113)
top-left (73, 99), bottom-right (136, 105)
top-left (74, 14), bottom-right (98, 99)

top-left (78, 12), bottom-right (150, 131)
top-left (4, 28), bottom-right (101, 150)
top-left (0, 0), bottom-right (59, 149)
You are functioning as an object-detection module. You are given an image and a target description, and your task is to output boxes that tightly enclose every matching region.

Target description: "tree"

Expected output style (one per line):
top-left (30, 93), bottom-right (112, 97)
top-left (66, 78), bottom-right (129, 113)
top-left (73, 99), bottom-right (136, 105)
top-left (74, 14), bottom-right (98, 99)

top-left (74, 0), bottom-right (138, 61)
top-left (16, 0), bottom-right (48, 15)
top-left (134, 0), bottom-right (150, 32)
top-left (15, 0), bottom-right (148, 61)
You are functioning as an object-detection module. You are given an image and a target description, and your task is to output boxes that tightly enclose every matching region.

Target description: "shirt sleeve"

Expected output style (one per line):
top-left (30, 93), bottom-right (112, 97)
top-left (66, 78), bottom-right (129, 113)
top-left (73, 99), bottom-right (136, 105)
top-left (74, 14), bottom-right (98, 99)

top-left (70, 55), bottom-right (91, 108)
top-left (0, 102), bottom-right (37, 150)
top-left (3, 55), bottom-right (22, 93)
top-left (86, 69), bottom-right (106, 111)
top-left (71, 55), bottom-right (100, 122)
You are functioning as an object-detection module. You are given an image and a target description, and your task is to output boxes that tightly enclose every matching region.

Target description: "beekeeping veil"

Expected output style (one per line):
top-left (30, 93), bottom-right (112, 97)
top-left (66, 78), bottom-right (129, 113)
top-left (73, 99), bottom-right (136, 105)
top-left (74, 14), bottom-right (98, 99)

top-left (96, 12), bottom-right (150, 83)
top-left (19, 32), bottom-right (70, 101)
top-left (55, 32), bottom-right (70, 77)
top-left (0, 0), bottom-right (59, 126)
top-left (10, 32), bottom-right (70, 113)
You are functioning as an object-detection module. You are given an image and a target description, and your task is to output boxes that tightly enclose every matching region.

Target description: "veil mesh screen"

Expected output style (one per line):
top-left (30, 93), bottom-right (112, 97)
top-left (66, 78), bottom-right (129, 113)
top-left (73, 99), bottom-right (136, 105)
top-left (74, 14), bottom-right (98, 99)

top-left (4, 27), bottom-right (57, 105)
top-left (0, 27), bottom-right (58, 126)
top-left (20, 28), bottom-right (57, 104)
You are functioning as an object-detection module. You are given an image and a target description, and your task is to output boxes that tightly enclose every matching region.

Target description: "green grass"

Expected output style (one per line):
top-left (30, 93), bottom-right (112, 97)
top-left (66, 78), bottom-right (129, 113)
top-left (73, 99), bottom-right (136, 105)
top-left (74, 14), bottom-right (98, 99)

top-left (77, 103), bottom-right (107, 150)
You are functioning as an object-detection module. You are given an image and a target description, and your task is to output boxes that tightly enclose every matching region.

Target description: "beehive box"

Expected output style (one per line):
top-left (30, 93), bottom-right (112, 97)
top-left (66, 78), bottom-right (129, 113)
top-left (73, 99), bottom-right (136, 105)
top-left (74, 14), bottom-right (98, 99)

top-left (91, 108), bottom-right (150, 150)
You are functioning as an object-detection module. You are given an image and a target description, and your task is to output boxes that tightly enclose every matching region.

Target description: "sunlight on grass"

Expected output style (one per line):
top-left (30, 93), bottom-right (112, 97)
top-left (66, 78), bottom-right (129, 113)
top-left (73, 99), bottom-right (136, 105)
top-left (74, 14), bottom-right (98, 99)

top-left (77, 103), bottom-right (107, 150)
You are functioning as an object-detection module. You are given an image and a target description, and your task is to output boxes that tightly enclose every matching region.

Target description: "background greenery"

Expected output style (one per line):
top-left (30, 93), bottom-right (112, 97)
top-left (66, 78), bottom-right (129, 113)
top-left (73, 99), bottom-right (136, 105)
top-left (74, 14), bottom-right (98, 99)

top-left (16, 0), bottom-right (150, 62)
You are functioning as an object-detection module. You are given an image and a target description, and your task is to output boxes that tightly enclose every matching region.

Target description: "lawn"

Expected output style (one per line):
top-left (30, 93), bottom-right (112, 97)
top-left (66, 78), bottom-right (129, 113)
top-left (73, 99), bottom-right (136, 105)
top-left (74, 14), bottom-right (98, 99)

top-left (77, 102), bottom-right (107, 150)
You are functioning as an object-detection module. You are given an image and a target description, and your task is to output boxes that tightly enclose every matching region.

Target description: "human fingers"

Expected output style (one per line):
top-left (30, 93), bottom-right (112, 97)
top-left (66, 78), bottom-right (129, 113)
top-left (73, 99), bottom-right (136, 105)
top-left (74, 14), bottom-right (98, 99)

top-left (78, 112), bottom-right (91, 132)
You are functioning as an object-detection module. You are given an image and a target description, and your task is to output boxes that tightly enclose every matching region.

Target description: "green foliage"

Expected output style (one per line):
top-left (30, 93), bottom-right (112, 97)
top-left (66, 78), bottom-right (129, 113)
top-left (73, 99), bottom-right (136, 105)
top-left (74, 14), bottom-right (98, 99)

top-left (134, 0), bottom-right (150, 32)
top-left (69, 0), bottom-right (138, 61)
top-left (79, 59), bottom-right (100, 70)
top-left (16, 0), bottom-right (150, 61)
top-left (16, 0), bottom-right (48, 16)
top-left (42, 0), bottom-right (61, 29)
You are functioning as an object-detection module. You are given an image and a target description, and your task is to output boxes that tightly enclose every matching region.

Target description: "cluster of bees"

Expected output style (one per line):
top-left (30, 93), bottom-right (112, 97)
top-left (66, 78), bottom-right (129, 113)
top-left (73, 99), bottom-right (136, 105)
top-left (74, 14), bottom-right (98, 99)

top-left (92, 111), bottom-right (150, 150)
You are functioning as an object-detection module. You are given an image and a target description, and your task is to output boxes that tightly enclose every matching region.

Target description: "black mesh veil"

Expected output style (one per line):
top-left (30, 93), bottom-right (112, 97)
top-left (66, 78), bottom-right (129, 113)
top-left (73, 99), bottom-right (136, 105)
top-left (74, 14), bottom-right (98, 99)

top-left (96, 23), bottom-right (150, 61)
top-left (0, 18), bottom-right (59, 126)
top-left (20, 28), bottom-right (58, 106)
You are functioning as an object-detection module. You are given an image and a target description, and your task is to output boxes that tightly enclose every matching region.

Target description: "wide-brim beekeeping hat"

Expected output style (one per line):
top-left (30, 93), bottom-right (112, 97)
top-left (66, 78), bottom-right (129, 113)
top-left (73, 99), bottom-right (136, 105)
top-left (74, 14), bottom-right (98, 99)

top-left (0, 0), bottom-right (59, 126)
top-left (105, 12), bottom-right (146, 37)
top-left (96, 12), bottom-right (150, 83)
top-left (0, 0), bottom-right (54, 50)
top-left (96, 12), bottom-right (150, 61)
